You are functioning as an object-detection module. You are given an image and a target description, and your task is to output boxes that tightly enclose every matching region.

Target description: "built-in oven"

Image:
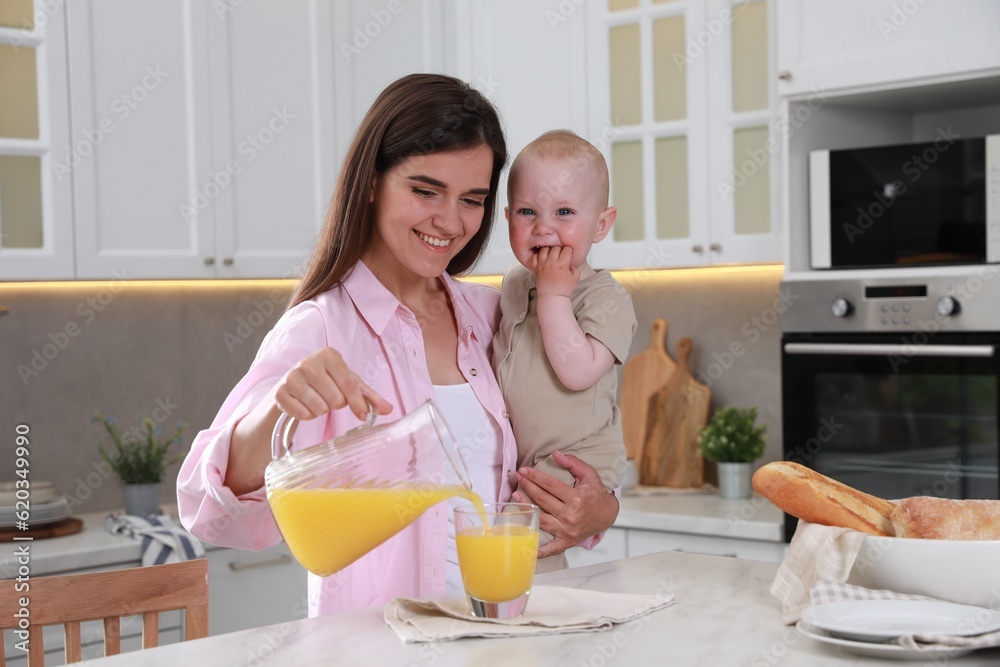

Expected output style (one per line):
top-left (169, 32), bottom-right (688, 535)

top-left (779, 274), bottom-right (1000, 541)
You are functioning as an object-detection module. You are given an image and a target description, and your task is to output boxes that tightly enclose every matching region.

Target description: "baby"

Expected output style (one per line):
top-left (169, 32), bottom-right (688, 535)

top-left (492, 130), bottom-right (637, 570)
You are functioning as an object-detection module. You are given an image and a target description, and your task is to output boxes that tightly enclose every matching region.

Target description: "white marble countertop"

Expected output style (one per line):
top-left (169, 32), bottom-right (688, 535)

top-left (616, 490), bottom-right (784, 542)
top-left (71, 549), bottom-right (1000, 666)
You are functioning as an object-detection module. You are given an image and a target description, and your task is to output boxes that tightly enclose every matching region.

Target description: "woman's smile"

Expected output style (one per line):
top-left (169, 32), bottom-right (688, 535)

top-left (416, 231), bottom-right (453, 249)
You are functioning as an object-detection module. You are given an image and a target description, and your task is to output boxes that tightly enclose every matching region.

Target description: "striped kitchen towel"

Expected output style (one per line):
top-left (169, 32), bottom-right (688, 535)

top-left (104, 513), bottom-right (205, 566)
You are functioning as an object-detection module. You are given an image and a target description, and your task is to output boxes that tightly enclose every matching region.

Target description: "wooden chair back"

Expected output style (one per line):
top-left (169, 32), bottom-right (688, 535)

top-left (0, 558), bottom-right (208, 666)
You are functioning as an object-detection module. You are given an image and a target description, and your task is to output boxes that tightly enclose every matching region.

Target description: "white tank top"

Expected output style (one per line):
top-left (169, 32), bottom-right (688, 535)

top-left (432, 383), bottom-right (504, 592)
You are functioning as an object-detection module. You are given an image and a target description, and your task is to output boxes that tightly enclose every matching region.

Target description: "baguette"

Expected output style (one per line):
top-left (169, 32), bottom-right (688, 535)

top-left (891, 497), bottom-right (1000, 540)
top-left (751, 461), bottom-right (896, 536)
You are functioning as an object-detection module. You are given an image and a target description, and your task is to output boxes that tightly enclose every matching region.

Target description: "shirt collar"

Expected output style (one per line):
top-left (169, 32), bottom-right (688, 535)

top-left (341, 261), bottom-right (402, 336)
top-left (341, 261), bottom-right (477, 342)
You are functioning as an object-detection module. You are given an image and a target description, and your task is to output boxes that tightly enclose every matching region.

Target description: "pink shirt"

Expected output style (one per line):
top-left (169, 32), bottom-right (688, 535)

top-left (178, 262), bottom-right (538, 616)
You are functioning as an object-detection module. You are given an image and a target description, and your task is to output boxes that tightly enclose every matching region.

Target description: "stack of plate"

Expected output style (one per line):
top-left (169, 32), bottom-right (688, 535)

top-left (0, 481), bottom-right (71, 529)
top-left (797, 599), bottom-right (1000, 659)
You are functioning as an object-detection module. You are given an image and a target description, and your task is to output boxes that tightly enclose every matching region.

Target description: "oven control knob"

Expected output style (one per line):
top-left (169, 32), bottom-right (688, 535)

top-left (936, 296), bottom-right (961, 317)
top-left (831, 297), bottom-right (853, 318)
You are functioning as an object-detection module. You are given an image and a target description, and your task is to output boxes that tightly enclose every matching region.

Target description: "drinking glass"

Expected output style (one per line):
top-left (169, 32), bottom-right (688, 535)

top-left (454, 502), bottom-right (540, 619)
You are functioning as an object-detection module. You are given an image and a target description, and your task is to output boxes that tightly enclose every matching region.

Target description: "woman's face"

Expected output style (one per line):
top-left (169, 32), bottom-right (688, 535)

top-left (364, 146), bottom-right (494, 283)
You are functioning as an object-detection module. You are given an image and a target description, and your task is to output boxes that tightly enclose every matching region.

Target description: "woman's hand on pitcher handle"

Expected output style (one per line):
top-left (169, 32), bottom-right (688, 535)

top-left (512, 450), bottom-right (620, 558)
top-left (274, 347), bottom-right (393, 421)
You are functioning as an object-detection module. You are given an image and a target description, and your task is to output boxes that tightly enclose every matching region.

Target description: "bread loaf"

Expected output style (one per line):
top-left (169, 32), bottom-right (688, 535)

top-left (891, 497), bottom-right (1000, 540)
top-left (751, 461), bottom-right (896, 536)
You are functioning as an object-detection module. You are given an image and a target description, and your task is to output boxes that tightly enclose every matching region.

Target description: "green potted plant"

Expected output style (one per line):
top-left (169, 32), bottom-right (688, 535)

top-left (93, 412), bottom-right (188, 517)
top-left (698, 406), bottom-right (766, 499)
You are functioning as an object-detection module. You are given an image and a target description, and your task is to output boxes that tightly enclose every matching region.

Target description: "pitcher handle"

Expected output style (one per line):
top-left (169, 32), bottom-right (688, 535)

top-left (271, 401), bottom-right (379, 460)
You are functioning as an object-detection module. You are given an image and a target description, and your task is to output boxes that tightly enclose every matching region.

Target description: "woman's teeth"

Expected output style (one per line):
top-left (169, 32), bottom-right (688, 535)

top-left (418, 232), bottom-right (451, 248)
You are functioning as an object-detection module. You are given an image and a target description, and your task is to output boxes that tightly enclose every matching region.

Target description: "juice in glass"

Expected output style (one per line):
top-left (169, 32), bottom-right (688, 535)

top-left (456, 524), bottom-right (539, 601)
top-left (454, 502), bottom-right (540, 619)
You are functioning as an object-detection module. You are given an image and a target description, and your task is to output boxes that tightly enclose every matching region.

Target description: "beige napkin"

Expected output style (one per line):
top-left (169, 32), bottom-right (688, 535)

top-left (384, 585), bottom-right (676, 643)
top-left (770, 521), bottom-right (867, 624)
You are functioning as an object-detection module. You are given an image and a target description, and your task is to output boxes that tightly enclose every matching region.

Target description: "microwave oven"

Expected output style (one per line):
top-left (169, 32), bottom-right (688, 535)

top-left (810, 134), bottom-right (1000, 270)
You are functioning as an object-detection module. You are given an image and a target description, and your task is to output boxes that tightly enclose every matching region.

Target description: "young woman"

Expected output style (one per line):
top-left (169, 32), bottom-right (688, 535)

top-left (177, 73), bottom-right (620, 616)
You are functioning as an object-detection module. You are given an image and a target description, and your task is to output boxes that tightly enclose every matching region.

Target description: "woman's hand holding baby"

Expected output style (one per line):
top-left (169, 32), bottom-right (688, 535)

top-left (512, 450), bottom-right (620, 558)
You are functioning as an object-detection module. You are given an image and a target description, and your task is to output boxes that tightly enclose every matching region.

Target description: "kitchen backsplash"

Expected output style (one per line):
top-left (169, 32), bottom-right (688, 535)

top-left (1, 265), bottom-right (784, 513)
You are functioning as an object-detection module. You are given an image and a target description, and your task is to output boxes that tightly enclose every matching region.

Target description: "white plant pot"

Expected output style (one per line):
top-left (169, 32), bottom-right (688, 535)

top-left (122, 483), bottom-right (162, 517)
top-left (717, 462), bottom-right (753, 500)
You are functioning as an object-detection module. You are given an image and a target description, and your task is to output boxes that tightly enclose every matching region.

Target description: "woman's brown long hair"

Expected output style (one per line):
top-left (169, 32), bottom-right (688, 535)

top-left (288, 73), bottom-right (508, 308)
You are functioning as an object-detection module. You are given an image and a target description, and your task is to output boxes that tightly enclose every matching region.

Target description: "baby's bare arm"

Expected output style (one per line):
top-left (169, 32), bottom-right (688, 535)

top-left (533, 247), bottom-right (616, 391)
top-left (536, 294), bottom-right (615, 391)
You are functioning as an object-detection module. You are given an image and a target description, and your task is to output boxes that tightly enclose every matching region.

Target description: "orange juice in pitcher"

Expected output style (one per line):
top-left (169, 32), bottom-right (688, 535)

top-left (264, 401), bottom-right (485, 576)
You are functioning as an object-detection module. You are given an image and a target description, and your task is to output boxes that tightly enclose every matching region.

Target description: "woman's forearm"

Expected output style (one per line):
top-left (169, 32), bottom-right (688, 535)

top-left (225, 398), bottom-right (283, 496)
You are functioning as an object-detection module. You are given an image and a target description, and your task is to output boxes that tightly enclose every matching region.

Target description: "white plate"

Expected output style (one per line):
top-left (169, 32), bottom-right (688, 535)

top-left (0, 481), bottom-right (55, 505)
top-left (796, 620), bottom-right (974, 661)
top-left (802, 600), bottom-right (1000, 643)
top-left (0, 496), bottom-right (71, 528)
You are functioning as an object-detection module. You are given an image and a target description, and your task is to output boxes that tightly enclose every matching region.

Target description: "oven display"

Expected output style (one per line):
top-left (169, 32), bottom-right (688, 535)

top-left (865, 285), bottom-right (928, 299)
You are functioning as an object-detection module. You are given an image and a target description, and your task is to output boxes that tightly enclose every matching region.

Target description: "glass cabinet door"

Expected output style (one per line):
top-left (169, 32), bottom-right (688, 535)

top-left (0, 0), bottom-right (75, 279)
top-left (590, 0), bottom-right (777, 270)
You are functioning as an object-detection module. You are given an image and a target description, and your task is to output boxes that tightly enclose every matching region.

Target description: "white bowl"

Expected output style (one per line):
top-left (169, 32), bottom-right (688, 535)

top-left (0, 480), bottom-right (56, 506)
top-left (847, 535), bottom-right (1000, 608)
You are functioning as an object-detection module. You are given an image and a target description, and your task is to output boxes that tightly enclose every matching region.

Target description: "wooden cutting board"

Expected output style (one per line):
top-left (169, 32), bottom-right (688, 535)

top-left (620, 319), bottom-right (676, 461)
top-left (0, 517), bottom-right (83, 542)
top-left (639, 337), bottom-right (711, 488)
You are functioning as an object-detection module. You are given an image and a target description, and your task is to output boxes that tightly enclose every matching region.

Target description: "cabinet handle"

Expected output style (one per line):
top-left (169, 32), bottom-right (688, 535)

top-left (710, 243), bottom-right (722, 252)
top-left (204, 257), bottom-right (216, 266)
top-left (222, 257), bottom-right (234, 266)
top-left (692, 244), bottom-right (704, 253)
top-left (777, 70), bottom-right (792, 81)
top-left (227, 554), bottom-right (294, 572)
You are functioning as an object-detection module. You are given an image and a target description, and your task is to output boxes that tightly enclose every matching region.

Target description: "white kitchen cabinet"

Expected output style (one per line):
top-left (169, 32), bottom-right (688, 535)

top-left (627, 527), bottom-right (786, 562)
top-left (565, 526), bottom-right (628, 569)
top-left (775, 0), bottom-right (1000, 99)
top-left (206, 543), bottom-right (308, 636)
top-left (66, 0), bottom-right (216, 279)
top-left (0, 1), bottom-right (75, 280)
top-left (451, 0), bottom-right (591, 275)
top-left (67, 0), bottom-right (335, 280)
top-left (586, 0), bottom-right (781, 271)
top-left (564, 526), bottom-right (785, 569)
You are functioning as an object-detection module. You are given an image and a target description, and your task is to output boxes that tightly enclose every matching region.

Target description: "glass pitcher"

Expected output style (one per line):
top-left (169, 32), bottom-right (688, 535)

top-left (264, 400), bottom-right (476, 577)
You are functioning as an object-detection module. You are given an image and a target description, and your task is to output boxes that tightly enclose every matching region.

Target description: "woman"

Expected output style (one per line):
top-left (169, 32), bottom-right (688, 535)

top-left (177, 73), bottom-right (619, 616)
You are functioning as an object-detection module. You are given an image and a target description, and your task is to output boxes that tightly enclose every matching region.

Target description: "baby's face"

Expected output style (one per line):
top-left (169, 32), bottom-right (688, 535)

top-left (506, 156), bottom-right (614, 273)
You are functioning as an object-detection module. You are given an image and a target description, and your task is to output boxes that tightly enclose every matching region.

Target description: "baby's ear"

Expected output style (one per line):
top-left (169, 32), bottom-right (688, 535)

top-left (593, 206), bottom-right (617, 242)
top-left (504, 206), bottom-right (511, 222)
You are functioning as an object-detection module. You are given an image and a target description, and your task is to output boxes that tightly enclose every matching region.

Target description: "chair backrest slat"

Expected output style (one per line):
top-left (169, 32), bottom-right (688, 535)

top-left (27, 628), bottom-right (43, 667)
top-left (63, 621), bottom-right (82, 662)
top-left (103, 616), bottom-right (121, 656)
top-left (141, 612), bottom-right (160, 649)
top-left (0, 559), bottom-right (208, 666)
